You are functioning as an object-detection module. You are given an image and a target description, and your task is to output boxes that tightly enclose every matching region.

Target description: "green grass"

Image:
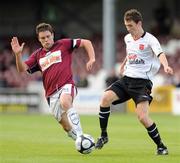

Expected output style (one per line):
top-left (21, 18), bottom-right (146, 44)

top-left (0, 113), bottom-right (180, 163)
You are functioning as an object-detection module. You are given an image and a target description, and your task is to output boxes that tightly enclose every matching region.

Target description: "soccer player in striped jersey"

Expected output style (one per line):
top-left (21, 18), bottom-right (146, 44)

top-left (95, 9), bottom-right (173, 155)
top-left (11, 23), bottom-right (95, 141)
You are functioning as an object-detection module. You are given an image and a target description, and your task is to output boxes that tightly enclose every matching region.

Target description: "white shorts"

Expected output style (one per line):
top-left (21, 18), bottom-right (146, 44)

top-left (48, 84), bottom-right (77, 122)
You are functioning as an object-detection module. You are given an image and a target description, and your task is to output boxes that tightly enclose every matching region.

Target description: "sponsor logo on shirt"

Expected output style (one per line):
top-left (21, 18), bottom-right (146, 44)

top-left (128, 54), bottom-right (145, 64)
top-left (39, 50), bottom-right (62, 71)
top-left (128, 54), bottom-right (137, 60)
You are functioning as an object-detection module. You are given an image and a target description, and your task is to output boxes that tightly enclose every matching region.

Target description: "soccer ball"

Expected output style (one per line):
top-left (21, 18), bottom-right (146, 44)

top-left (75, 134), bottom-right (95, 154)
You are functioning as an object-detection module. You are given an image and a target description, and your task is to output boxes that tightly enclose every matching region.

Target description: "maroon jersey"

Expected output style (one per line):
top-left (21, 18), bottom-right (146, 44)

top-left (25, 39), bottom-right (81, 97)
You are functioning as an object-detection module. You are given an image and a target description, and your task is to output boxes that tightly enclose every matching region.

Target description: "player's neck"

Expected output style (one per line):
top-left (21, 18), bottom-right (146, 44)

top-left (43, 44), bottom-right (54, 51)
top-left (132, 29), bottom-right (144, 40)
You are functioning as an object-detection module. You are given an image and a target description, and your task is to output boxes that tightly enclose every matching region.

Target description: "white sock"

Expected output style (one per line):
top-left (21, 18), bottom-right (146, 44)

top-left (67, 128), bottom-right (77, 141)
top-left (67, 108), bottom-right (83, 137)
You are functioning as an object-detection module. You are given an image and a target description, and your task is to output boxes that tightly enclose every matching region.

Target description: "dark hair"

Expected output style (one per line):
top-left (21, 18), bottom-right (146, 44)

top-left (124, 9), bottom-right (143, 23)
top-left (36, 23), bottom-right (54, 35)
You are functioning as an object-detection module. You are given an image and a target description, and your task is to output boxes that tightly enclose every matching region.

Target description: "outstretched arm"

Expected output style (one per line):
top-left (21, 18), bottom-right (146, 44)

top-left (159, 53), bottom-right (173, 75)
top-left (11, 37), bottom-right (28, 73)
top-left (79, 39), bottom-right (95, 71)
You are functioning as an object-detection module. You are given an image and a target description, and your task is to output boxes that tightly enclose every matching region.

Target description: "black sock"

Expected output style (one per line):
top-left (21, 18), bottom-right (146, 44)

top-left (146, 123), bottom-right (164, 148)
top-left (99, 106), bottom-right (110, 137)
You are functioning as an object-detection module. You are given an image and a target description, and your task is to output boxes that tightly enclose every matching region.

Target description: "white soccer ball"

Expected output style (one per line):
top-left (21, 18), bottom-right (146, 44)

top-left (75, 134), bottom-right (95, 154)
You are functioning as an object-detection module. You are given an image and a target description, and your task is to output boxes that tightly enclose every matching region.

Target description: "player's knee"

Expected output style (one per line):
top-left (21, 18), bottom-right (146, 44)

top-left (138, 115), bottom-right (144, 123)
top-left (137, 112), bottom-right (147, 124)
top-left (60, 100), bottom-right (71, 110)
top-left (100, 94), bottom-right (112, 106)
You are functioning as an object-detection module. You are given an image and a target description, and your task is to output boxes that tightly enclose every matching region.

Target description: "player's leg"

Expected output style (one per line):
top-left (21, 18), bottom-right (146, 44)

top-left (60, 93), bottom-right (83, 138)
top-left (60, 112), bottom-right (77, 140)
top-left (95, 90), bottom-right (119, 149)
top-left (136, 101), bottom-right (168, 155)
top-left (49, 84), bottom-right (82, 140)
top-left (96, 78), bottom-right (130, 149)
top-left (136, 101), bottom-right (153, 127)
top-left (49, 93), bottom-right (78, 141)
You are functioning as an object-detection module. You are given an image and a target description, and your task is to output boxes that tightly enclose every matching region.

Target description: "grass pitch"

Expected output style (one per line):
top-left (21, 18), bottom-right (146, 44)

top-left (0, 113), bottom-right (179, 163)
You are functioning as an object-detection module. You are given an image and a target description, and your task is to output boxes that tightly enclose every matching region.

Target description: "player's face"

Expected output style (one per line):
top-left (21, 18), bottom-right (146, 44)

top-left (124, 20), bottom-right (140, 36)
top-left (38, 31), bottom-right (54, 50)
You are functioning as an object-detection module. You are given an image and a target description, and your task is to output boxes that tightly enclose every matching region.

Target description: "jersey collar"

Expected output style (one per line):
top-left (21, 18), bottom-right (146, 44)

top-left (141, 32), bottom-right (146, 38)
top-left (133, 31), bottom-right (146, 41)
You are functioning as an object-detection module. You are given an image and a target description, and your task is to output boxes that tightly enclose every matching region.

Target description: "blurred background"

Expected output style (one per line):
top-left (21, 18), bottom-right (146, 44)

top-left (0, 0), bottom-right (180, 115)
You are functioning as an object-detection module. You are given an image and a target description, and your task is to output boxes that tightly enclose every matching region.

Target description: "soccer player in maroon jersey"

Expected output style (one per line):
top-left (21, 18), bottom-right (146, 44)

top-left (11, 23), bottom-right (95, 141)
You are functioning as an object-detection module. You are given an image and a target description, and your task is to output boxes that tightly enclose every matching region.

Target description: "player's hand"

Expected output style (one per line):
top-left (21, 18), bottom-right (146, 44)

top-left (164, 66), bottom-right (173, 75)
top-left (11, 37), bottom-right (25, 56)
top-left (86, 59), bottom-right (95, 71)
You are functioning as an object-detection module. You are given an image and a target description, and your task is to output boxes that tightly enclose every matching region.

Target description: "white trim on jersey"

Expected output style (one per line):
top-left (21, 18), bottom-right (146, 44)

top-left (73, 39), bottom-right (77, 48)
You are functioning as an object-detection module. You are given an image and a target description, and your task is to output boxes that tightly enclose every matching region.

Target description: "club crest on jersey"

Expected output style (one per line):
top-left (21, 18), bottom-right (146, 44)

top-left (139, 44), bottom-right (144, 50)
top-left (39, 50), bottom-right (62, 71)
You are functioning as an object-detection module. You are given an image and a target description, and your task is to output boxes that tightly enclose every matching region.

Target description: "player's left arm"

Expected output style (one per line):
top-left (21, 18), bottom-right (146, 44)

top-left (79, 39), bottom-right (95, 71)
top-left (159, 53), bottom-right (173, 75)
top-left (150, 35), bottom-right (173, 75)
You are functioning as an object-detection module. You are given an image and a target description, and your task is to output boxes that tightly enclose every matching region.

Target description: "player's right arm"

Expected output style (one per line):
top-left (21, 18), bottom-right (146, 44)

top-left (119, 57), bottom-right (127, 76)
top-left (11, 37), bottom-right (28, 72)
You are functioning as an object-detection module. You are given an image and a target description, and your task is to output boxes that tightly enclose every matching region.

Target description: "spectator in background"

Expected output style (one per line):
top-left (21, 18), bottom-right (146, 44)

top-left (152, 0), bottom-right (173, 36)
top-left (0, 51), bottom-right (7, 87)
top-left (22, 46), bottom-right (31, 61)
top-left (173, 69), bottom-right (180, 87)
top-left (76, 73), bottom-right (89, 88)
top-left (73, 66), bottom-right (89, 88)
top-left (105, 68), bottom-right (119, 87)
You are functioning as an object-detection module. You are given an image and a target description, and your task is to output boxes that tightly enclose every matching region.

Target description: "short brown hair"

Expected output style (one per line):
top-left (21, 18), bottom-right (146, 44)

top-left (36, 23), bottom-right (54, 35)
top-left (124, 9), bottom-right (143, 23)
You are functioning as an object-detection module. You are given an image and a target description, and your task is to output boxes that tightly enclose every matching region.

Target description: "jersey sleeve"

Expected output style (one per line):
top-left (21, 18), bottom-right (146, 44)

top-left (149, 35), bottom-right (163, 56)
top-left (61, 38), bottom-right (81, 51)
top-left (25, 50), bottom-right (41, 74)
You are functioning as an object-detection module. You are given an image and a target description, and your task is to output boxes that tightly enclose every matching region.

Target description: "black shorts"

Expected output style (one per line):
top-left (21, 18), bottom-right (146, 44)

top-left (106, 76), bottom-right (153, 106)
